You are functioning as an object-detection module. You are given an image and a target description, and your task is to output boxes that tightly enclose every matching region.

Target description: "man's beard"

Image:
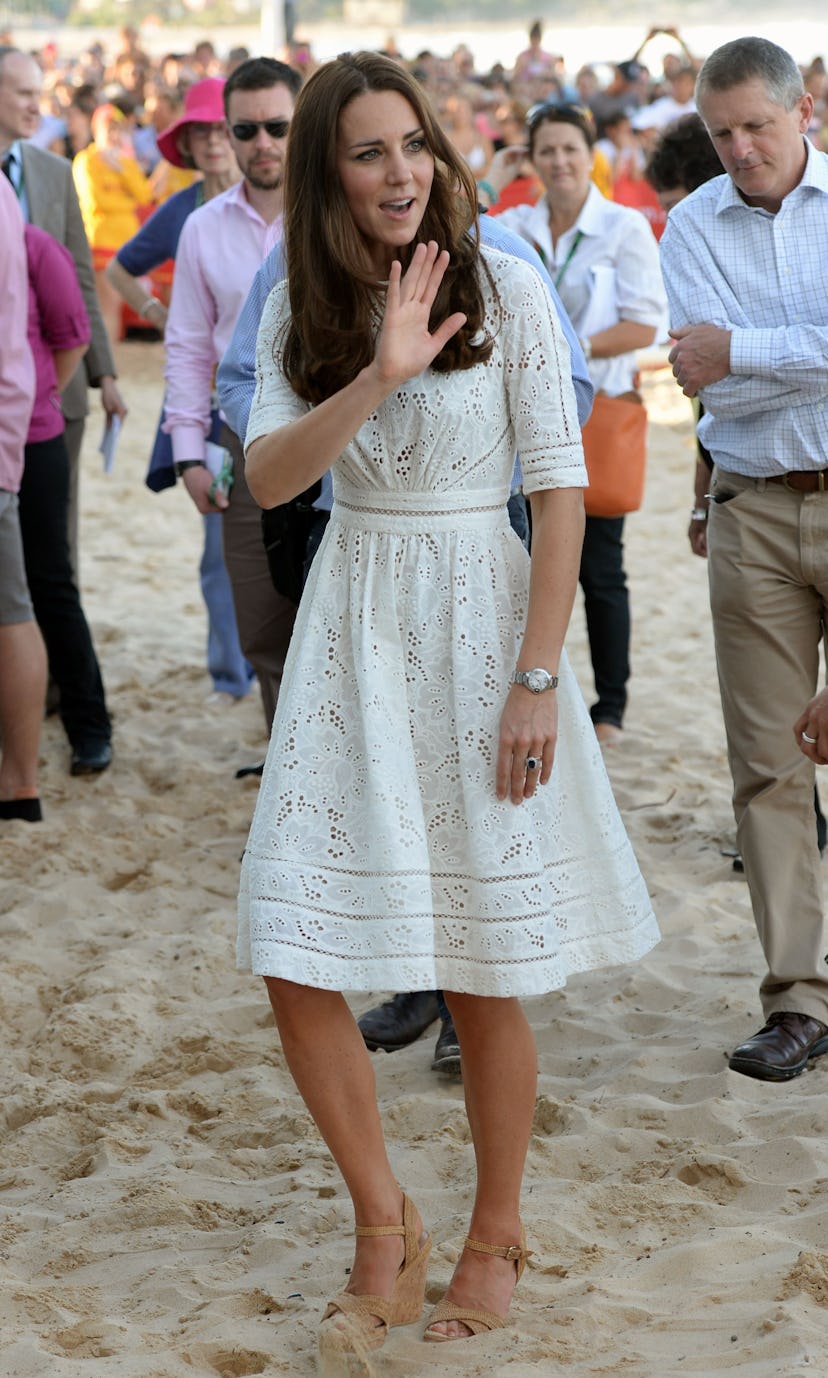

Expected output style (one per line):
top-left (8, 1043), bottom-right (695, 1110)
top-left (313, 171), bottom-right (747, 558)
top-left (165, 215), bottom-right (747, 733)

top-left (245, 167), bottom-right (283, 192)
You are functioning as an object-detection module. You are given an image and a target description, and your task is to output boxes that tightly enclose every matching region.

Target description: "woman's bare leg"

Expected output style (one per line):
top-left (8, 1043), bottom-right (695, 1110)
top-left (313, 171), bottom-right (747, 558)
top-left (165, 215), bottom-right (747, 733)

top-left (263, 977), bottom-right (422, 1308)
top-left (428, 992), bottom-right (537, 1338)
top-left (0, 620), bottom-right (47, 801)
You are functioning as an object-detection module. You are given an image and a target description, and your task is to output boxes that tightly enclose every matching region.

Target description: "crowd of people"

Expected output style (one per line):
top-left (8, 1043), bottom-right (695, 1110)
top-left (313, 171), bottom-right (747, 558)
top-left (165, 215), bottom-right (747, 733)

top-left (3, 17), bottom-right (828, 1370)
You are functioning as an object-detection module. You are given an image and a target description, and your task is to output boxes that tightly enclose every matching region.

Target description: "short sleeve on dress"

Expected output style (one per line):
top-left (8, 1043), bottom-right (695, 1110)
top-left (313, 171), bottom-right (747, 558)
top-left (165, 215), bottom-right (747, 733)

top-left (244, 280), bottom-right (309, 453)
top-left (488, 252), bottom-right (587, 495)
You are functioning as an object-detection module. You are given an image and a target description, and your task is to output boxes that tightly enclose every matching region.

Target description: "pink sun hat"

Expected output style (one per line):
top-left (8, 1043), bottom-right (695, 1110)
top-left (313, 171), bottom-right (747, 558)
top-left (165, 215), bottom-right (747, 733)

top-left (156, 77), bottom-right (226, 167)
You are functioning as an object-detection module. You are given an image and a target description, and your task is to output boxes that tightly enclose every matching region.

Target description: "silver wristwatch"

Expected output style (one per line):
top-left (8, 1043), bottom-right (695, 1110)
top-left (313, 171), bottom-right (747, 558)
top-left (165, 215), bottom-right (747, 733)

top-left (512, 667), bottom-right (559, 693)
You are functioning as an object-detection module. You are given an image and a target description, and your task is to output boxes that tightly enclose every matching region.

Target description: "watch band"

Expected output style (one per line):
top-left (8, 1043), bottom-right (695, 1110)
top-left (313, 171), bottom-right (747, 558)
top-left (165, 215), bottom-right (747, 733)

top-left (512, 668), bottom-right (559, 693)
top-left (174, 460), bottom-right (207, 478)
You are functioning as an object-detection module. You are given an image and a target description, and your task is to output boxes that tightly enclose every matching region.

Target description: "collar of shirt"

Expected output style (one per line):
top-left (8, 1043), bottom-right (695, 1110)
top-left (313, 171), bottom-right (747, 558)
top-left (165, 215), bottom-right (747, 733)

top-left (225, 176), bottom-right (280, 230)
top-left (3, 140), bottom-right (21, 185)
top-left (540, 182), bottom-right (610, 244)
top-left (5, 140), bottom-right (30, 222)
top-left (572, 181), bottom-right (612, 235)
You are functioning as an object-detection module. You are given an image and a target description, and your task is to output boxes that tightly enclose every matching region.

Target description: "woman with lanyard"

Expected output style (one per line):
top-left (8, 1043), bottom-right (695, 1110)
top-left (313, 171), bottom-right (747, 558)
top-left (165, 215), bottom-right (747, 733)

top-left (478, 103), bottom-right (666, 745)
top-left (106, 79), bottom-right (253, 706)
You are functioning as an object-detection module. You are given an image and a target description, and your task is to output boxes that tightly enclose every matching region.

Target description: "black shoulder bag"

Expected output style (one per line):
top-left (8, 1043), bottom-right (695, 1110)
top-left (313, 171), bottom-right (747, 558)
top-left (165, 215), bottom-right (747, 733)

top-left (260, 480), bottom-right (322, 605)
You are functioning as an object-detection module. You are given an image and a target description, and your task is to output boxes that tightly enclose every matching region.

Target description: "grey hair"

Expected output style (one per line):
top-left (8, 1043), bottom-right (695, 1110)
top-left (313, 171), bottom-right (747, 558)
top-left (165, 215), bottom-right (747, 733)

top-left (695, 37), bottom-right (804, 112)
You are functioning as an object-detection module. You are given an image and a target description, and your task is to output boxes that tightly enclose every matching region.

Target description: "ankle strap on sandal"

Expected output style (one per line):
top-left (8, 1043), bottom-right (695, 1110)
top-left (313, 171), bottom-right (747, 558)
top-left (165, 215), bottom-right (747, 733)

top-left (355, 1221), bottom-right (405, 1238)
top-left (464, 1236), bottom-right (531, 1263)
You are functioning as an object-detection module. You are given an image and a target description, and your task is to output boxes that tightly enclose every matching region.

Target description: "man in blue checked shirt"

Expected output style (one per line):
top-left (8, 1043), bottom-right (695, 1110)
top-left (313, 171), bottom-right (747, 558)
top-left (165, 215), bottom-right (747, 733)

top-left (661, 36), bottom-right (828, 1083)
top-left (217, 213), bottom-right (593, 1078)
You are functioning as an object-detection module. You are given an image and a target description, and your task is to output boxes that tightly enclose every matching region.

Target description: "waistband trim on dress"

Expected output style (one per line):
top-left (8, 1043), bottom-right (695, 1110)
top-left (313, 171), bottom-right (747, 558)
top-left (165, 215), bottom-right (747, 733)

top-left (331, 481), bottom-right (512, 531)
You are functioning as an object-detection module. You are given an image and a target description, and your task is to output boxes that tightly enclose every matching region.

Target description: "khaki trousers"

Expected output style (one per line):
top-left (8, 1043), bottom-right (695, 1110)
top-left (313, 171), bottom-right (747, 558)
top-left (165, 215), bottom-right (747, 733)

top-left (220, 428), bottom-right (296, 732)
top-left (708, 468), bottom-right (828, 1022)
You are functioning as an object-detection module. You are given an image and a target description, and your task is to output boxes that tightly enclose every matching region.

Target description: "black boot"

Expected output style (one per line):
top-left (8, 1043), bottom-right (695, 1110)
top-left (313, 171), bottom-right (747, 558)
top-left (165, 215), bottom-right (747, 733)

top-left (431, 1015), bottom-right (462, 1078)
top-left (358, 991), bottom-right (440, 1052)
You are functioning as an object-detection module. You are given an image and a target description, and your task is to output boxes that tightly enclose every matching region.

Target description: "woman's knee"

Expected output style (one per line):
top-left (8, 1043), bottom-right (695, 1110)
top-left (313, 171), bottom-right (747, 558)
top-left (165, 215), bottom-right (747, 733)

top-left (263, 975), bottom-right (344, 1026)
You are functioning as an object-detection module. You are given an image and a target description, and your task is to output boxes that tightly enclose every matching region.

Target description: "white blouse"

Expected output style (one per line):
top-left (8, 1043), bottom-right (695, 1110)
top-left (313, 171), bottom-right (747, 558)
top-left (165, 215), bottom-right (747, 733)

top-left (496, 183), bottom-right (667, 396)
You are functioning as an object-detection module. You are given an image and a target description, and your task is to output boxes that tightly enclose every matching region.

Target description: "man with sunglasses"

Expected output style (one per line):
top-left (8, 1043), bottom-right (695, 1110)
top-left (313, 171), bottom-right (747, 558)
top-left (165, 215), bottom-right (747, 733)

top-left (164, 57), bottom-right (301, 733)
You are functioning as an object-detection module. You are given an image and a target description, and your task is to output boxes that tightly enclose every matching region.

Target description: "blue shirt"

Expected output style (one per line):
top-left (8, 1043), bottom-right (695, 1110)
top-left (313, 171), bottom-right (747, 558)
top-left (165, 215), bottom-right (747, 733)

top-left (116, 182), bottom-right (202, 275)
top-left (661, 138), bottom-right (828, 475)
top-left (216, 215), bottom-right (593, 507)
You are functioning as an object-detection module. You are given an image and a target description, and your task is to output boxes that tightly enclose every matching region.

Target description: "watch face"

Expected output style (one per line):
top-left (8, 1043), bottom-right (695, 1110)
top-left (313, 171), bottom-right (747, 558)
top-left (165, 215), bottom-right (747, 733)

top-left (526, 669), bottom-right (548, 692)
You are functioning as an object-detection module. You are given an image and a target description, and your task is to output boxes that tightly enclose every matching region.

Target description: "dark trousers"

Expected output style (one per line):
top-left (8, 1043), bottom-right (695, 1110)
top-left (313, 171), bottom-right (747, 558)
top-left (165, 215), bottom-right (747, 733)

top-left (18, 434), bottom-right (111, 749)
top-left (220, 426), bottom-right (297, 732)
top-left (579, 514), bottom-right (629, 729)
top-left (63, 414), bottom-right (85, 585)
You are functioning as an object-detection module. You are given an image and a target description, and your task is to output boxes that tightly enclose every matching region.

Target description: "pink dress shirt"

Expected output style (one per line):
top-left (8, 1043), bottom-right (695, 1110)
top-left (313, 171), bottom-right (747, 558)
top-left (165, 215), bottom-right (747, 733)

top-left (0, 176), bottom-right (35, 493)
top-left (163, 180), bottom-right (282, 462)
top-left (25, 224), bottom-right (91, 444)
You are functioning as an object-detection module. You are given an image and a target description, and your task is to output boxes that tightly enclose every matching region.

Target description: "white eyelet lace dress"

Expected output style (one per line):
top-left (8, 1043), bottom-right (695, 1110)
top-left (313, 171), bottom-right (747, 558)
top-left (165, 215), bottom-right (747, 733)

top-left (237, 247), bottom-right (659, 996)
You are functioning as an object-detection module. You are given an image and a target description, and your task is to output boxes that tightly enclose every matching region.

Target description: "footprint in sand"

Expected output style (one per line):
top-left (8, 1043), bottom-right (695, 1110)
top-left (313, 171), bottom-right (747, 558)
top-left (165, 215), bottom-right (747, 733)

top-left (675, 1155), bottom-right (747, 1204)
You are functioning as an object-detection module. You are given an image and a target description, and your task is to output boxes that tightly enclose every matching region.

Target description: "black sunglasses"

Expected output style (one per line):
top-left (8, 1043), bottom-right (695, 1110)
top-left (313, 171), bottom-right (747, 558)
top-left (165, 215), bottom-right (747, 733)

top-left (231, 118), bottom-right (290, 142)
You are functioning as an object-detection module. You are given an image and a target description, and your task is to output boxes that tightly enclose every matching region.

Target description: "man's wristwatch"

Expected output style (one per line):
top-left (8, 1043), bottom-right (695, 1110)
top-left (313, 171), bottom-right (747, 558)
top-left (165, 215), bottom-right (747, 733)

top-left (690, 507), bottom-right (708, 521)
top-left (512, 667), bottom-right (559, 693)
top-left (174, 461), bottom-right (207, 479)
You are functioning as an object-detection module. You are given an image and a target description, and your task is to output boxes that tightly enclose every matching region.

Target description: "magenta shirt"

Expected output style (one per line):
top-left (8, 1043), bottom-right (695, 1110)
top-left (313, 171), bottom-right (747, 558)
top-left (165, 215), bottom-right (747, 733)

top-left (25, 223), bottom-right (91, 444)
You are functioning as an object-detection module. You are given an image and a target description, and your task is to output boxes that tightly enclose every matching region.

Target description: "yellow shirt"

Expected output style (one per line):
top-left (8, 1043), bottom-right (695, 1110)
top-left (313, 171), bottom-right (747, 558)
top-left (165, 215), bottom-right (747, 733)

top-left (73, 144), bottom-right (154, 251)
top-left (590, 146), bottom-right (613, 200)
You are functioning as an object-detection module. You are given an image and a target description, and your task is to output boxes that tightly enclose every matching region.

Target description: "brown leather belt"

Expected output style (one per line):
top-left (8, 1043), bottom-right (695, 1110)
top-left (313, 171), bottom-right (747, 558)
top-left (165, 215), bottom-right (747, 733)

top-left (766, 470), bottom-right (828, 492)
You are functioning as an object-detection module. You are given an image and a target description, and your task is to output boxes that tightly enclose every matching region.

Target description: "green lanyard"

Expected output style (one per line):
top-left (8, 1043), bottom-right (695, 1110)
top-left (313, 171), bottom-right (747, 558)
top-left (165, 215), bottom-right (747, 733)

top-left (553, 230), bottom-right (584, 289)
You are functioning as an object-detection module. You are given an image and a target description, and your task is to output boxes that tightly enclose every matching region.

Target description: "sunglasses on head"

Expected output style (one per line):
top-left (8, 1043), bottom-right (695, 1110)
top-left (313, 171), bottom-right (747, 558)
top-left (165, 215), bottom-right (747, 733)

top-left (231, 118), bottom-right (290, 141)
top-left (526, 101), bottom-right (595, 132)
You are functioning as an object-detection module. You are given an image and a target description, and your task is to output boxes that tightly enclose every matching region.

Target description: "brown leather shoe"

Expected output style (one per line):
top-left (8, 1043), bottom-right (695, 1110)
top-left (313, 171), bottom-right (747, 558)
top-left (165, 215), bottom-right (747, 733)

top-left (728, 1012), bottom-right (828, 1081)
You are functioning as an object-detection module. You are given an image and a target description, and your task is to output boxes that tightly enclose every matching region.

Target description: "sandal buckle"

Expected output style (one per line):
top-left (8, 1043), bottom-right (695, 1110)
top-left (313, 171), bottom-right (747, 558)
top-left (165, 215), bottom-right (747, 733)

top-left (504, 1245), bottom-right (523, 1261)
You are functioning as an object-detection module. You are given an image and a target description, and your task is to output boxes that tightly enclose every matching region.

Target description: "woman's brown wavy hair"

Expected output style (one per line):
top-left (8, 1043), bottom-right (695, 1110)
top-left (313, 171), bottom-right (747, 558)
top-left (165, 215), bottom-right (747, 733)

top-left (280, 50), bottom-right (495, 404)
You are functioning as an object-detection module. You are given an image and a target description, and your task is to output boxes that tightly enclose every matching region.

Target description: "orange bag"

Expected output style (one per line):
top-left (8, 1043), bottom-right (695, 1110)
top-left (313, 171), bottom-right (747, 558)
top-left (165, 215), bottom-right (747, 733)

top-left (581, 392), bottom-right (648, 518)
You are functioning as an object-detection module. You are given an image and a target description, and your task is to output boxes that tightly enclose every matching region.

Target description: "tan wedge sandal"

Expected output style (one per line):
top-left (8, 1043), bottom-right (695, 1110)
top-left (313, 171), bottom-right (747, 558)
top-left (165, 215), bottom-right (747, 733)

top-left (318, 1193), bottom-right (431, 1374)
top-left (422, 1228), bottom-right (531, 1342)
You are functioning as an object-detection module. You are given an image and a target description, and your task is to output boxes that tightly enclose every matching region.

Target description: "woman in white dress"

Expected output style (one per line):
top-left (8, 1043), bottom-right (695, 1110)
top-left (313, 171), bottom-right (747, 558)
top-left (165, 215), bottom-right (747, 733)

top-left (239, 52), bottom-right (658, 1367)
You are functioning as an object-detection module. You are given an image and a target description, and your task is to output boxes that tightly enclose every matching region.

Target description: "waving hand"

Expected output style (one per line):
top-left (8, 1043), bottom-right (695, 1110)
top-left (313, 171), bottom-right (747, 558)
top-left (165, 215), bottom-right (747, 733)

top-left (371, 241), bottom-right (467, 389)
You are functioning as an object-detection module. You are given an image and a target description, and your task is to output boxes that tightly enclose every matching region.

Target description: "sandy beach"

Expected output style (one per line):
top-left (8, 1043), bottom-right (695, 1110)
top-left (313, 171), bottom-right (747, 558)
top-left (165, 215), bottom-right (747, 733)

top-left (2, 337), bottom-right (828, 1378)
